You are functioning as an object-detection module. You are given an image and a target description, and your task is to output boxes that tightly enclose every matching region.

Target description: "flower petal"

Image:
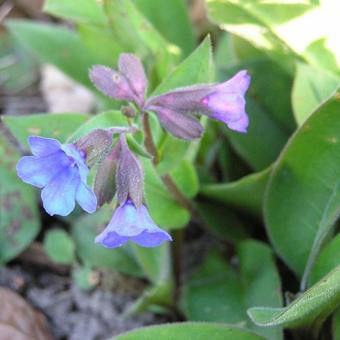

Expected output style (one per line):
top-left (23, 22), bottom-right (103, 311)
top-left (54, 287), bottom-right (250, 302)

top-left (226, 112), bottom-right (249, 133)
top-left (61, 143), bottom-right (89, 182)
top-left (217, 70), bottom-right (251, 95)
top-left (41, 166), bottom-right (80, 216)
top-left (208, 93), bottom-right (246, 123)
top-left (107, 200), bottom-right (142, 236)
top-left (131, 230), bottom-right (172, 247)
top-left (76, 182), bottom-right (97, 213)
top-left (95, 231), bottom-right (129, 248)
top-left (16, 151), bottom-right (69, 188)
top-left (28, 136), bottom-right (62, 157)
top-left (94, 201), bottom-right (172, 248)
top-left (134, 204), bottom-right (172, 246)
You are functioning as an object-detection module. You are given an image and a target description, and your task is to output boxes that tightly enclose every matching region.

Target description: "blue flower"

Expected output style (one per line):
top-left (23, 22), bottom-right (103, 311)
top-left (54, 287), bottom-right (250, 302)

top-left (16, 136), bottom-right (97, 216)
top-left (95, 199), bottom-right (172, 248)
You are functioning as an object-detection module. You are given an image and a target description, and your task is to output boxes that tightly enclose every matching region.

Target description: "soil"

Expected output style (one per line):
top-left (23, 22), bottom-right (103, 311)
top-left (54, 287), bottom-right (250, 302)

top-left (0, 265), bottom-right (167, 339)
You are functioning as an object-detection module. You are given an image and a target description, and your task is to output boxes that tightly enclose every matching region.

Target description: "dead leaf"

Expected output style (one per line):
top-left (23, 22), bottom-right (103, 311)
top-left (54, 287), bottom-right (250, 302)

top-left (0, 287), bottom-right (53, 340)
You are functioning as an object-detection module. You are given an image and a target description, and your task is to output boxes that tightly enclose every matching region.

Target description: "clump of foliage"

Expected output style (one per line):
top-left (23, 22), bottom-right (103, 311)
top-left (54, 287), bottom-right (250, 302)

top-left (1, 1), bottom-right (340, 339)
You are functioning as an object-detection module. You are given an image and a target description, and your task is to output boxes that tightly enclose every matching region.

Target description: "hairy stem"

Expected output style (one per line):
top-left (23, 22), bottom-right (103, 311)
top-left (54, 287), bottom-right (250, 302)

top-left (142, 112), bottom-right (159, 164)
top-left (142, 112), bottom-right (191, 306)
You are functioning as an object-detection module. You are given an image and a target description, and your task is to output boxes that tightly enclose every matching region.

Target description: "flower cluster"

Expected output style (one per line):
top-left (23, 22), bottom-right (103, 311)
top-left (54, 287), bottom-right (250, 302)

top-left (91, 54), bottom-right (251, 140)
top-left (17, 53), bottom-right (250, 249)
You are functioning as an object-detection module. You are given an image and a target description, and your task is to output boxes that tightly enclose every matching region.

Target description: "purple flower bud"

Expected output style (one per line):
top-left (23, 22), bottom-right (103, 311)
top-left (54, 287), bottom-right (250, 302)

top-left (76, 129), bottom-right (114, 167)
top-left (94, 143), bottom-right (120, 207)
top-left (17, 136), bottom-right (97, 216)
top-left (95, 199), bottom-right (172, 248)
top-left (119, 53), bottom-right (147, 107)
top-left (145, 70), bottom-right (251, 134)
top-left (116, 134), bottom-right (144, 207)
top-left (89, 54), bottom-right (147, 108)
top-left (147, 105), bottom-right (204, 140)
top-left (89, 65), bottom-right (136, 102)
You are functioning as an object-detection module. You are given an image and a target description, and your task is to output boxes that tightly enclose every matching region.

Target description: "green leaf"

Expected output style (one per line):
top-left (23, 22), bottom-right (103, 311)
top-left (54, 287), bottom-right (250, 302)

top-left (71, 206), bottom-right (142, 277)
top-left (309, 234), bottom-right (340, 286)
top-left (72, 265), bottom-right (98, 291)
top-left (2, 113), bottom-right (88, 146)
top-left (78, 24), bottom-right (124, 66)
top-left (7, 20), bottom-right (98, 89)
top-left (0, 137), bottom-right (40, 263)
top-left (224, 98), bottom-right (288, 171)
top-left (43, 229), bottom-right (75, 264)
top-left (197, 200), bottom-right (249, 242)
top-left (211, 1), bottom-right (340, 76)
top-left (264, 92), bottom-right (340, 280)
top-left (248, 266), bottom-right (340, 330)
top-left (126, 134), bottom-right (153, 160)
top-left (0, 34), bottom-right (38, 93)
top-left (182, 241), bottom-right (282, 340)
top-left (126, 244), bottom-right (173, 315)
top-left (103, 0), bottom-right (178, 79)
top-left (207, 0), bottom-right (338, 75)
top-left (142, 159), bottom-right (190, 229)
top-left (135, 0), bottom-right (195, 57)
top-left (241, 60), bottom-right (295, 133)
top-left (116, 322), bottom-right (265, 340)
top-left (170, 160), bottom-right (199, 199)
top-left (206, 0), bottom-right (302, 73)
top-left (292, 63), bottom-right (339, 126)
top-left (126, 280), bottom-right (173, 315)
top-left (130, 243), bottom-right (171, 284)
top-left (304, 37), bottom-right (340, 76)
top-left (332, 308), bottom-right (340, 340)
top-left (152, 35), bottom-right (213, 96)
top-left (43, 0), bottom-right (106, 25)
top-left (200, 168), bottom-right (270, 217)
top-left (68, 110), bottom-right (128, 142)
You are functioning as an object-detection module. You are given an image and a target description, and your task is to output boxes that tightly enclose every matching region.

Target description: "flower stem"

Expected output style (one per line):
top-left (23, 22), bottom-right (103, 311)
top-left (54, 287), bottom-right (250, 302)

top-left (142, 112), bottom-right (159, 164)
top-left (142, 112), bottom-right (191, 306)
top-left (142, 112), bottom-right (195, 214)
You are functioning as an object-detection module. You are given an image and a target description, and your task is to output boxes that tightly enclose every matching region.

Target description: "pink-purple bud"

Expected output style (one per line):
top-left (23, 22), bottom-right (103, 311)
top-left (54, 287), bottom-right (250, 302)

top-left (116, 134), bottom-right (144, 207)
top-left (89, 54), bottom-right (147, 108)
top-left (89, 65), bottom-right (137, 103)
top-left (119, 53), bottom-right (147, 107)
top-left (147, 105), bottom-right (204, 140)
top-left (94, 143), bottom-right (120, 207)
top-left (76, 129), bottom-right (114, 167)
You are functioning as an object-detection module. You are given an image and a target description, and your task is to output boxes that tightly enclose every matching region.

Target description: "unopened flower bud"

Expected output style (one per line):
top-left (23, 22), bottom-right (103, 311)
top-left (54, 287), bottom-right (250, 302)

top-left (76, 129), bottom-right (114, 167)
top-left (121, 105), bottom-right (137, 118)
top-left (146, 105), bottom-right (203, 140)
top-left (116, 134), bottom-right (144, 207)
top-left (89, 54), bottom-right (147, 108)
top-left (94, 143), bottom-right (120, 207)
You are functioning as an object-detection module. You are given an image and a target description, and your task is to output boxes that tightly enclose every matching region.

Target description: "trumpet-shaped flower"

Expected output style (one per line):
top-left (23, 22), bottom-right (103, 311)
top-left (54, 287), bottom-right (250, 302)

top-left (16, 136), bottom-right (97, 216)
top-left (145, 70), bottom-right (251, 135)
top-left (95, 199), bottom-right (172, 248)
